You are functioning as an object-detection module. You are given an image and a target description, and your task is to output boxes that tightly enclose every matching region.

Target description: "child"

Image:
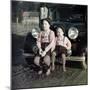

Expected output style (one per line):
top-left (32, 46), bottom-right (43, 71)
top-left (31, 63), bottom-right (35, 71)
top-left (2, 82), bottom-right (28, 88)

top-left (34, 18), bottom-right (55, 75)
top-left (55, 26), bottom-right (71, 72)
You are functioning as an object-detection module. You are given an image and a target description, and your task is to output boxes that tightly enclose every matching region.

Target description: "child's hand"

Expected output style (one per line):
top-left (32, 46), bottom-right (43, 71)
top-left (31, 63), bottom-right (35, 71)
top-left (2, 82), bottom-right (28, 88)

top-left (60, 44), bottom-right (67, 49)
top-left (59, 43), bottom-right (64, 47)
top-left (41, 51), bottom-right (46, 57)
top-left (63, 45), bottom-right (68, 49)
top-left (39, 48), bottom-right (43, 55)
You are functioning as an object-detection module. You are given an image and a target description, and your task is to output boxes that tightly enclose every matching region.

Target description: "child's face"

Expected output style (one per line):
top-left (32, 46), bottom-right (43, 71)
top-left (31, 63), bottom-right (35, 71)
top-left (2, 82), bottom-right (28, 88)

top-left (57, 28), bottom-right (64, 36)
top-left (42, 20), bottom-right (50, 31)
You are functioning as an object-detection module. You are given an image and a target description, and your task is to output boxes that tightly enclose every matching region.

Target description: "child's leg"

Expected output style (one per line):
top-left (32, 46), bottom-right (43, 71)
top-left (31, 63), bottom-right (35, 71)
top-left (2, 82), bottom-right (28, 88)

top-left (34, 56), bottom-right (42, 74)
top-left (51, 51), bottom-right (56, 71)
top-left (61, 53), bottom-right (66, 72)
top-left (43, 55), bottom-right (51, 76)
top-left (34, 56), bottom-right (40, 66)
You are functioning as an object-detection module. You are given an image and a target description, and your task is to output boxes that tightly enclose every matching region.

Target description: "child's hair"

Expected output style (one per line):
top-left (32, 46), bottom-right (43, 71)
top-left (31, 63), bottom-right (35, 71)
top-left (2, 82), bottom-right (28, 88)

top-left (40, 18), bottom-right (51, 25)
top-left (40, 18), bottom-right (51, 30)
top-left (55, 25), bottom-right (65, 36)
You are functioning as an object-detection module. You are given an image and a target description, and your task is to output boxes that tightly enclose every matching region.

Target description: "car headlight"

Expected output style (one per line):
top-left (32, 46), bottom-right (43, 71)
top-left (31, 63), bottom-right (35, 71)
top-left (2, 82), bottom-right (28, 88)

top-left (31, 28), bottom-right (39, 39)
top-left (68, 27), bottom-right (79, 39)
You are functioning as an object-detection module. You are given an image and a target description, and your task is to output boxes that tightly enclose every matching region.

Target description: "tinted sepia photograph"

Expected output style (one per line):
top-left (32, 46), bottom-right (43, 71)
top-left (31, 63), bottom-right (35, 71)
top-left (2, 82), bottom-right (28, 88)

top-left (11, 0), bottom-right (88, 89)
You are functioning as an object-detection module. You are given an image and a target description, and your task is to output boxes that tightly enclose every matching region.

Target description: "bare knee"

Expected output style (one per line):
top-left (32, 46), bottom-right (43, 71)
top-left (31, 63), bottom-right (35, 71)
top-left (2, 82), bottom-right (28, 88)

top-left (34, 56), bottom-right (40, 66)
top-left (61, 53), bottom-right (66, 59)
top-left (44, 55), bottom-right (50, 66)
top-left (61, 53), bottom-right (66, 64)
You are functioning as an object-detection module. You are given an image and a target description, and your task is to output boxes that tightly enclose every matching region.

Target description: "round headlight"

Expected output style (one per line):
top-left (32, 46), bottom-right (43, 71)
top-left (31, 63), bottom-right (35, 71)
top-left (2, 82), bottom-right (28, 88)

top-left (68, 27), bottom-right (79, 39)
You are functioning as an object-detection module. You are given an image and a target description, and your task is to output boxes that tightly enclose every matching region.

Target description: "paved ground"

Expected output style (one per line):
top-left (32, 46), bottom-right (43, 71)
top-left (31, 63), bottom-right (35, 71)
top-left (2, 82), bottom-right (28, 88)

top-left (12, 63), bottom-right (87, 89)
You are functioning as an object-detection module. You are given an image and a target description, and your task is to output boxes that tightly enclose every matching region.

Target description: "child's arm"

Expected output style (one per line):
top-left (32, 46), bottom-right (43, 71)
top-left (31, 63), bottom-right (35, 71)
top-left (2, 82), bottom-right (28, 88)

top-left (36, 32), bottom-right (43, 54)
top-left (65, 37), bottom-right (72, 50)
top-left (51, 37), bottom-right (56, 52)
top-left (44, 31), bottom-right (55, 53)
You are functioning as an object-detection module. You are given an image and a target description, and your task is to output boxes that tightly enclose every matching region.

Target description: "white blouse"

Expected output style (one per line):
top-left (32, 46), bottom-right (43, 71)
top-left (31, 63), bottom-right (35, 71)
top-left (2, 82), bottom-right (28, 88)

top-left (56, 36), bottom-right (71, 50)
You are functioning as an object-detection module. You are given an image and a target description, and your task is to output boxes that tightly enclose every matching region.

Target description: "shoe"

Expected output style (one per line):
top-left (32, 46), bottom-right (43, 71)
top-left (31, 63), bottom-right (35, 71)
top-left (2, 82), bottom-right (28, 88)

top-left (46, 69), bottom-right (51, 76)
top-left (63, 66), bottom-right (66, 72)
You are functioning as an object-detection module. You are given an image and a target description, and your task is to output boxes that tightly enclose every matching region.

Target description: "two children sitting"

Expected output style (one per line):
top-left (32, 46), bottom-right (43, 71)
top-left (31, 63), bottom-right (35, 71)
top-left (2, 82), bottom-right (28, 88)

top-left (34, 18), bottom-right (71, 76)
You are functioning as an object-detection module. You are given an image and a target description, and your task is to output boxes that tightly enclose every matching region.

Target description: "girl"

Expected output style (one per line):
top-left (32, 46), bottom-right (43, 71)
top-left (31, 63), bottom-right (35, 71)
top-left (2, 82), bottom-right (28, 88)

top-left (34, 18), bottom-right (55, 75)
top-left (55, 26), bottom-right (71, 72)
